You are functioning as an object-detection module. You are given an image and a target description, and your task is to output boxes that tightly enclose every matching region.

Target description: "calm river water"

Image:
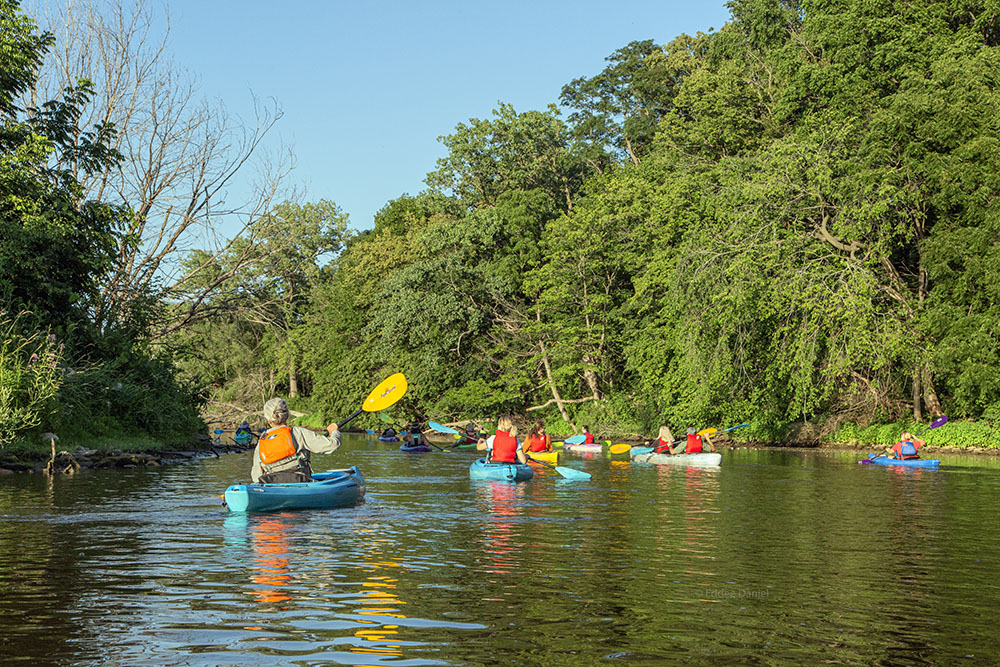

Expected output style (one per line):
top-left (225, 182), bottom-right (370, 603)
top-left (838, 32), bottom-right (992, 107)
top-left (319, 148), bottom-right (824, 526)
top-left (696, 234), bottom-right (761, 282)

top-left (2, 436), bottom-right (1000, 665)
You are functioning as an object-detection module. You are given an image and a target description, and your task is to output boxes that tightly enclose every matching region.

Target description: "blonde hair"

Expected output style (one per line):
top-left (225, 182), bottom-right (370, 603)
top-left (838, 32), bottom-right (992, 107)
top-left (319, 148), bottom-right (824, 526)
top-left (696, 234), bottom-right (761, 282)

top-left (658, 425), bottom-right (674, 442)
top-left (496, 415), bottom-right (518, 438)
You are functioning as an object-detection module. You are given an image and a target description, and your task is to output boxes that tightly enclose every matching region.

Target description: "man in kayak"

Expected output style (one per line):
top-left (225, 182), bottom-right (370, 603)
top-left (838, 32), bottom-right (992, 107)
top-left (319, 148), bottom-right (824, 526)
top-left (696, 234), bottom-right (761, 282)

top-left (671, 427), bottom-right (715, 454)
top-left (887, 431), bottom-right (925, 460)
top-left (461, 422), bottom-right (484, 446)
top-left (251, 397), bottom-right (342, 483)
top-left (477, 415), bottom-right (528, 464)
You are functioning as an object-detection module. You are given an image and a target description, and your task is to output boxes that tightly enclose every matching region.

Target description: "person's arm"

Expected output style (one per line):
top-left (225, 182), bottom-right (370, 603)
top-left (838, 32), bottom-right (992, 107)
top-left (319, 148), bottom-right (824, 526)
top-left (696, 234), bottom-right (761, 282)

top-left (914, 438), bottom-right (926, 450)
top-left (294, 424), bottom-right (342, 454)
top-left (544, 433), bottom-right (551, 451)
top-left (516, 447), bottom-right (527, 464)
top-left (476, 438), bottom-right (488, 451)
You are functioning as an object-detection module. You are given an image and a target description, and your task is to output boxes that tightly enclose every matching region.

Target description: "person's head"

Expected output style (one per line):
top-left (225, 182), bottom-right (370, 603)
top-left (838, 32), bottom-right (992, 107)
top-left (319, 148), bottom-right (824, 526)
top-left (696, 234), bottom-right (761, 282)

top-left (466, 423), bottom-right (477, 434)
top-left (263, 397), bottom-right (289, 425)
top-left (658, 425), bottom-right (673, 441)
top-left (529, 420), bottom-right (545, 438)
top-left (240, 420), bottom-right (249, 429)
top-left (583, 425), bottom-right (590, 433)
top-left (687, 427), bottom-right (697, 435)
top-left (901, 431), bottom-right (913, 441)
top-left (496, 415), bottom-right (519, 438)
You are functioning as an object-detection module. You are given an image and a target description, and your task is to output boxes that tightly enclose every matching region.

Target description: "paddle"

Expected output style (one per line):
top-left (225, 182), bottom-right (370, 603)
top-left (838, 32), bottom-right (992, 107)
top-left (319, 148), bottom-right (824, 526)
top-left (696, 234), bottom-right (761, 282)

top-left (524, 453), bottom-right (591, 480)
top-left (428, 421), bottom-right (459, 435)
top-left (859, 415), bottom-right (948, 464)
top-left (337, 372), bottom-right (408, 429)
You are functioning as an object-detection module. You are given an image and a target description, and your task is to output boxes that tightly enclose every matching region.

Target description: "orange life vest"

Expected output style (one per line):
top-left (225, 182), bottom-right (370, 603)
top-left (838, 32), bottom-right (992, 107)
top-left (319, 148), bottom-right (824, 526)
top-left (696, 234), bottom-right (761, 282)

top-left (491, 430), bottom-right (519, 463)
top-left (258, 426), bottom-right (299, 471)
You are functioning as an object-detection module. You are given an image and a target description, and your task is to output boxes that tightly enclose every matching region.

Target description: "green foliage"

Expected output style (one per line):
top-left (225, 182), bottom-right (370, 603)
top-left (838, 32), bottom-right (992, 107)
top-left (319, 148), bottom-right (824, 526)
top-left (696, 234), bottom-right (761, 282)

top-left (827, 420), bottom-right (1000, 450)
top-left (0, 312), bottom-right (62, 445)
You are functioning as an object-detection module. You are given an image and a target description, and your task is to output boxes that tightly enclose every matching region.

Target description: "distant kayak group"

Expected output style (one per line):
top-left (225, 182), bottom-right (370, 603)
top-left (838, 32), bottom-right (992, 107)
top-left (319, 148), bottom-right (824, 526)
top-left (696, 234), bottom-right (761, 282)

top-left (221, 372), bottom-right (950, 512)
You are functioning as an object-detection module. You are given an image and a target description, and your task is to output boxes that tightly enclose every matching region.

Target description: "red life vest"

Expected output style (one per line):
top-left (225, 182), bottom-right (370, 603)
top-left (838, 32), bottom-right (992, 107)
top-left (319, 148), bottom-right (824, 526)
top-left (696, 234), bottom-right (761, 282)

top-left (491, 430), bottom-right (519, 463)
top-left (526, 434), bottom-right (549, 452)
top-left (257, 426), bottom-right (298, 472)
top-left (583, 432), bottom-right (595, 444)
top-left (685, 433), bottom-right (703, 453)
top-left (654, 437), bottom-right (672, 454)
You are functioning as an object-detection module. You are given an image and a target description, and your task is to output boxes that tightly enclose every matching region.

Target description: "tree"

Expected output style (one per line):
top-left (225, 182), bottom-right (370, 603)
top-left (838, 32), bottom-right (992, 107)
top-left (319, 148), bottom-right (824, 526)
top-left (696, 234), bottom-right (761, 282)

top-left (28, 0), bottom-right (290, 342)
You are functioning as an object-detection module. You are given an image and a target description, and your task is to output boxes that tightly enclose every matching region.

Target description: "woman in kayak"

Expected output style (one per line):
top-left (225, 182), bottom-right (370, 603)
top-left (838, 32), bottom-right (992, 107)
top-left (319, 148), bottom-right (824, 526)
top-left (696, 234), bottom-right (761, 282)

top-left (477, 415), bottom-right (528, 464)
top-left (887, 431), bottom-right (925, 460)
top-left (652, 425), bottom-right (676, 454)
top-left (582, 426), bottom-right (595, 444)
top-left (251, 397), bottom-right (342, 483)
top-left (523, 421), bottom-right (552, 453)
top-left (671, 427), bottom-right (714, 454)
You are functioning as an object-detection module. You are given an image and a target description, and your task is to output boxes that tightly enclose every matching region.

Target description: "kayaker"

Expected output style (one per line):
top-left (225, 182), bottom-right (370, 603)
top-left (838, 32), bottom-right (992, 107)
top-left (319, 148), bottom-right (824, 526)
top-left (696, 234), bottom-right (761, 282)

top-left (671, 427), bottom-right (713, 454)
top-left (651, 425), bottom-right (676, 454)
top-left (523, 421), bottom-right (552, 453)
top-left (582, 426), bottom-right (595, 444)
top-left (251, 397), bottom-right (342, 483)
top-left (380, 426), bottom-right (397, 440)
top-left (234, 420), bottom-right (256, 446)
top-left (461, 422), bottom-right (483, 446)
top-left (477, 415), bottom-right (528, 464)
top-left (887, 431), bottom-right (925, 460)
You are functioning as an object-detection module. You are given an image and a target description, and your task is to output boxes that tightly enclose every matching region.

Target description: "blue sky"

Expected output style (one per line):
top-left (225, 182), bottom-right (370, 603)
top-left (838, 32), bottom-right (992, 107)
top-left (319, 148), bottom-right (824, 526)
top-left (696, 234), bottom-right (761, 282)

top-left (160, 1), bottom-right (732, 231)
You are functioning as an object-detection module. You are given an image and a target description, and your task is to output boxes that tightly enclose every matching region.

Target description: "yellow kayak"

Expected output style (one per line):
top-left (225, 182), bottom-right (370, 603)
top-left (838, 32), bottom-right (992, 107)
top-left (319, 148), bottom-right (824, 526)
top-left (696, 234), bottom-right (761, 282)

top-left (524, 450), bottom-right (559, 464)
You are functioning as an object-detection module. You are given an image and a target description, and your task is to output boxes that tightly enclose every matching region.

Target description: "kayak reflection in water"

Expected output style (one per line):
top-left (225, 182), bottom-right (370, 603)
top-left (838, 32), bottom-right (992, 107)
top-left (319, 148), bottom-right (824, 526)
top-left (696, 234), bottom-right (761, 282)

top-left (887, 431), bottom-right (925, 460)
top-left (251, 397), bottom-right (341, 484)
top-left (477, 415), bottom-right (528, 464)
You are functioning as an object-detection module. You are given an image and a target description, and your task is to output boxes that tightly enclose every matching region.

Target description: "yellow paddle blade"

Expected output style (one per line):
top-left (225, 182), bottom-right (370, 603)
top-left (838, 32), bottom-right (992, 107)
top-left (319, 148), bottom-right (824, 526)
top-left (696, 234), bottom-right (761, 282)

top-left (698, 427), bottom-right (718, 436)
top-left (609, 443), bottom-right (631, 455)
top-left (363, 373), bottom-right (408, 412)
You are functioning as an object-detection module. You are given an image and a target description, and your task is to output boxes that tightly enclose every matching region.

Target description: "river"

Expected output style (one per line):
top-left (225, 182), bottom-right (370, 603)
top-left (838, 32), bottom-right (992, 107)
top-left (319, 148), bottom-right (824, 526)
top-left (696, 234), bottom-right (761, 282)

top-left (2, 436), bottom-right (999, 665)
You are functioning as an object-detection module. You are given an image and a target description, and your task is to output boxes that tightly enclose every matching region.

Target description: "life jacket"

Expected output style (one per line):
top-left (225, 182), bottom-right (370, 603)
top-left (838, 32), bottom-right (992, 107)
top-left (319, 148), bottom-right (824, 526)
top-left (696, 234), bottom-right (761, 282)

top-left (892, 440), bottom-right (919, 460)
top-left (491, 430), bottom-right (519, 463)
top-left (258, 426), bottom-right (305, 475)
top-left (526, 434), bottom-right (549, 452)
top-left (654, 437), bottom-right (673, 454)
top-left (583, 432), bottom-right (595, 444)
top-left (685, 433), bottom-right (703, 454)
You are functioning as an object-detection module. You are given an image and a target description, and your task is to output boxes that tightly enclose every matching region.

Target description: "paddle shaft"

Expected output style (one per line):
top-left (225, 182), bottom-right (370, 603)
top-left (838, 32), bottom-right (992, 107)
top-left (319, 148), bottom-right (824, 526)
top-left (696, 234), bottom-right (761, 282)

top-left (525, 454), bottom-right (591, 480)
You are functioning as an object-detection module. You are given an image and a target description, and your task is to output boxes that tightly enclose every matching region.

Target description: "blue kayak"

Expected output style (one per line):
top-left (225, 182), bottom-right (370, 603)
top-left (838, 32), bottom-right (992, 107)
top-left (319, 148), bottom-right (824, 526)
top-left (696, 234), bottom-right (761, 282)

top-left (400, 442), bottom-right (432, 453)
top-left (378, 435), bottom-right (399, 442)
top-left (865, 455), bottom-right (940, 469)
top-left (224, 467), bottom-right (365, 512)
top-left (469, 457), bottom-right (533, 482)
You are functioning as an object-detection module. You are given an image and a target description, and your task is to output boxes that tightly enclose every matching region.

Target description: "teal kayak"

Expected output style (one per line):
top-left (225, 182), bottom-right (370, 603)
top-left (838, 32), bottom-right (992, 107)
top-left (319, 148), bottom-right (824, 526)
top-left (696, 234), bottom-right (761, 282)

top-left (864, 455), bottom-right (940, 469)
top-left (469, 457), bottom-right (533, 482)
top-left (223, 467), bottom-right (365, 512)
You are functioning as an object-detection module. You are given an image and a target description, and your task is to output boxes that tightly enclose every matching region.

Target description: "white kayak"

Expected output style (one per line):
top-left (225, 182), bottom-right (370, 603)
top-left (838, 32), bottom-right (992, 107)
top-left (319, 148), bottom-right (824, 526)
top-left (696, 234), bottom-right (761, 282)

top-left (631, 451), bottom-right (722, 467)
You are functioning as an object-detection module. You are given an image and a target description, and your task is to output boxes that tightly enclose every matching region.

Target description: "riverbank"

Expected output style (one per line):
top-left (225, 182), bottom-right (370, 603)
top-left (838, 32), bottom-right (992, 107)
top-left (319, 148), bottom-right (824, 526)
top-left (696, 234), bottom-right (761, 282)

top-left (0, 433), bottom-right (255, 476)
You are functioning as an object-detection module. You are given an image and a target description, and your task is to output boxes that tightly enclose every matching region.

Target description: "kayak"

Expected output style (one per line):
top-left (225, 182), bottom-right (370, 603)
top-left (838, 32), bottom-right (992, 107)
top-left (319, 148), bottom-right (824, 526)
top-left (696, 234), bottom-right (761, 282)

top-left (378, 435), bottom-right (399, 442)
top-left (865, 454), bottom-right (940, 469)
top-left (233, 431), bottom-right (255, 445)
top-left (563, 443), bottom-right (603, 453)
top-left (632, 451), bottom-right (722, 467)
top-left (469, 457), bottom-right (533, 482)
top-left (400, 442), bottom-right (432, 453)
top-left (524, 450), bottom-right (558, 464)
top-left (224, 467), bottom-right (365, 512)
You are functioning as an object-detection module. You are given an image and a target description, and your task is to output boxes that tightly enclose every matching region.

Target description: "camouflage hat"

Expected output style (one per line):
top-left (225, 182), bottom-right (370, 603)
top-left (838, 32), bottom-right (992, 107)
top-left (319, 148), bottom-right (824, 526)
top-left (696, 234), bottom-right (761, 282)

top-left (263, 397), bottom-right (290, 423)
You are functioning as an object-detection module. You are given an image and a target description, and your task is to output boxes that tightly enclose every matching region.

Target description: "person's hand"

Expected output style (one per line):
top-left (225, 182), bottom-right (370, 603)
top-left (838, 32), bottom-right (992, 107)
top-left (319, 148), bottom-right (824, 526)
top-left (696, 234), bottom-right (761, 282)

top-left (326, 423), bottom-right (339, 436)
